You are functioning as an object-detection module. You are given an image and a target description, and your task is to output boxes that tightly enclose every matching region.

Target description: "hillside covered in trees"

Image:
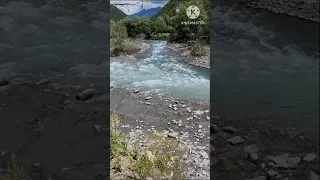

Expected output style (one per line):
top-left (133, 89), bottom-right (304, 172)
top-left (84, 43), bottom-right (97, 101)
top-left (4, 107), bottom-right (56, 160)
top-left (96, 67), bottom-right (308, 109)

top-left (110, 4), bottom-right (126, 21)
top-left (110, 0), bottom-right (210, 56)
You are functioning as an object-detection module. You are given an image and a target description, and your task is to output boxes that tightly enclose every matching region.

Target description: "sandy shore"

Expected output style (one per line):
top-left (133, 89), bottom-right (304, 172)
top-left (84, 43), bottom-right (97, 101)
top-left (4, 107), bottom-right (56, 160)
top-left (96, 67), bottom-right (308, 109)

top-left (167, 43), bottom-right (210, 69)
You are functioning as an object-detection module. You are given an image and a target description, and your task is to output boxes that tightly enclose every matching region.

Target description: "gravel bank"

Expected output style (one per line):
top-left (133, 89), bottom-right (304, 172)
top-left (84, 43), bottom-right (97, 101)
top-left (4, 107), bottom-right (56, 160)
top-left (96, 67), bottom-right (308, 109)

top-left (167, 43), bottom-right (210, 69)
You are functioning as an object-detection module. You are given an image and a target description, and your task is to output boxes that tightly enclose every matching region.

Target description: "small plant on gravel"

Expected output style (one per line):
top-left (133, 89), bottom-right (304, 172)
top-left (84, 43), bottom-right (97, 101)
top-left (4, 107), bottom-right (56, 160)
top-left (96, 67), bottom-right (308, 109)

top-left (133, 134), bottom-right (185, 180)
top-left (0, 153), bottom-right (29, 180)
top-left (110, 112), bottom-right (186, 180)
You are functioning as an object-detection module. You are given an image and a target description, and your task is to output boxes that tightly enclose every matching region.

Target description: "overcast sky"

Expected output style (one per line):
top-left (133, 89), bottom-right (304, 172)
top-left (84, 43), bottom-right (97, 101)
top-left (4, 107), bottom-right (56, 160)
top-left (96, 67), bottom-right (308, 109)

top-left (110, 0), bottom-right (169, 15)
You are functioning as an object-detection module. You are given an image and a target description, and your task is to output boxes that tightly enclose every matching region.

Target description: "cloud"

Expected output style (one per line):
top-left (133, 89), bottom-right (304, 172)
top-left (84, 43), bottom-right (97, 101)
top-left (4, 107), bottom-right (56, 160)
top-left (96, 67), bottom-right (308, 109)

top-left (111, 0), bottom-right (168, 15)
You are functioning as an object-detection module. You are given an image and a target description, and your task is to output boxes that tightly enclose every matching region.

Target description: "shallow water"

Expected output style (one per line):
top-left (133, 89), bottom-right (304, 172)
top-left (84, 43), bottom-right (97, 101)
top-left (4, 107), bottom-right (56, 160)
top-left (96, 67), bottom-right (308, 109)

top-left (110, 41), bottom-right (210, 102)
top-left (211, 4), bottom-right (319, 133)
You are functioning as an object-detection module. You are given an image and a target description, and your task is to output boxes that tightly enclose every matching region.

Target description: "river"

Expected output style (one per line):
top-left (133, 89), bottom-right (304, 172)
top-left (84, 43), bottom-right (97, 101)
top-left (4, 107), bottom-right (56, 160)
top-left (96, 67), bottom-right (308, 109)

top-left (211, 3), bottom-right (319, 133)
top-left (110, 41), bottom-right (210, 102)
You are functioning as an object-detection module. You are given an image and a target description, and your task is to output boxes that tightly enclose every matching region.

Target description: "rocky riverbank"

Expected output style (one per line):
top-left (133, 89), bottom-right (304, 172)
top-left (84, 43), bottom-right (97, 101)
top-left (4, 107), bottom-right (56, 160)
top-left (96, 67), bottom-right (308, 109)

top-left (240, 0), bottom-right (320, 22)
top-left (110, 39), bottom-right (150, 62)
top-left (167, 43), bottom-right (210, 69)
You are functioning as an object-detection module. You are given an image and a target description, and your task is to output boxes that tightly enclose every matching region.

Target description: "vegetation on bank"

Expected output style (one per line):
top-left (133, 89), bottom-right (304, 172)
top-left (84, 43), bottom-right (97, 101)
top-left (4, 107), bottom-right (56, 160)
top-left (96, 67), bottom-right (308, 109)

top-left (110, 112), bottom-right (186, 179)
top-left (0, 154), bottom-right (29, 180)
top-left (110, 0), bottom-right (210, 57)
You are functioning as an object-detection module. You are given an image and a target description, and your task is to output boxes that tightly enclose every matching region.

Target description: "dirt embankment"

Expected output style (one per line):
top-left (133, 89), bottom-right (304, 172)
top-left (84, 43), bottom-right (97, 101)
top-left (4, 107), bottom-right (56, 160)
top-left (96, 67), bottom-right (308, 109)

top-left (167, 43), bottom-right (210, 69)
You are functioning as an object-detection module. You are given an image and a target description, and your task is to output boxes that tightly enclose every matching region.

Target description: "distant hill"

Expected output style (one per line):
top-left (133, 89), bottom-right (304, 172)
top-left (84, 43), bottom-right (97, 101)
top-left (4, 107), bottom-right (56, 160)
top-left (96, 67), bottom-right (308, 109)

top-left (129, 7), bottom-right (162, 19)
top-left (110, 4), bottom-right (126, 21)
top-left (152, 0), bottom-right (209, 19)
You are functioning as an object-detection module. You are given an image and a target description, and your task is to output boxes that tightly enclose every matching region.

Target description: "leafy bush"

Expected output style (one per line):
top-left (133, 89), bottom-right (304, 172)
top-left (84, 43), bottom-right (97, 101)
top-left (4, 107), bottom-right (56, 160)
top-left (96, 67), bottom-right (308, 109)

top-left (110, 112), bottom-right (186, 180)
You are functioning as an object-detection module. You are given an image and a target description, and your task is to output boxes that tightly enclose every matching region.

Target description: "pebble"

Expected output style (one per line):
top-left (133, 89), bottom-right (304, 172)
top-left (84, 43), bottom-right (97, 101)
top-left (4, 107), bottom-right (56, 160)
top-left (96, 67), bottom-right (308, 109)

top-left (145, 96), bottom-right (152, 100)
top-left (227, 136), bottom-right (244, 145)
top-left (303, 153), bottom-right (317, 162)
top-left (76, 88), bottom-right (95, 101)
top-left (267, 169), bottom-right (280, 177)
top-left (223, 126), bottom-right (236, 133)
top-left (199, 150), bottom-right (209, 158)
top-left (93, 124), bottom-right (101, 132)
top-left (249, 152), bottom-right (259, 160)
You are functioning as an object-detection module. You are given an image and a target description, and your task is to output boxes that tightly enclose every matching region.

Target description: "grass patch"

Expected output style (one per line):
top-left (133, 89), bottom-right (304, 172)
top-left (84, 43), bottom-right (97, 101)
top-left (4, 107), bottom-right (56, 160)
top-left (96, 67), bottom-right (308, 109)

top-left (0, 153), bottom-right (30, 180)
top-left (190, 41), bottom-right (209, 56)
top-left (110, 112), bottom-right (186, 180)
top-left (110, 38), bottom-right (139, 57)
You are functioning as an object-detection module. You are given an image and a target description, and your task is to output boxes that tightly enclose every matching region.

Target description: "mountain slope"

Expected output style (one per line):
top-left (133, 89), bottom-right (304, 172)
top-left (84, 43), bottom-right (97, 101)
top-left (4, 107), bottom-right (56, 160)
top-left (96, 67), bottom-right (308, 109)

top-left (152, 0), bottom-right (209, 19)
top-left (129, 7), bottom-right (162, 19)
top-left (110, 4), bottom-right (126, 21)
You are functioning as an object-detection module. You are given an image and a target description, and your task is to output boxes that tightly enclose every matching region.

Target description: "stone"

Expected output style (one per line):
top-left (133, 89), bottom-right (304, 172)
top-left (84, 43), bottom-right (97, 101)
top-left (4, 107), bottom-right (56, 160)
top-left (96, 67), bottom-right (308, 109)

top-left (287, 156), bottom-right (301, 168)
top-left (186, 107), bottom-right (192, 113)
top-left (308, 171), bottom-right (319, 180)
top-left (267, 169), bottom-right (279, 177)
top-left (173, 107), bottom-right (178, 111)
top-left (303, 153), bottom-right (317, 162)
top-left (227, 136), bottom-right (244, 145)
top-left (199, 150), bottom-right (209, 159)
top-left (93, 124), bottom-right (101, 132)
top-left (249, 152), bottom-right (259, 161)
top-left (223, 126), bottom-right (236, 133)
top-left (211, 124), bottom-right (219, 133)
top-left (206, 116), bottom-right (210, 121)
top-left (194, 110), bottom-right (204, 115)
top-left (268, 153), bottom-right (290, 168)
top-left (246, 176), bottom-right (266, 180)
top-left (145, 96), bottom-right (152, 100)
top-left (0, 80), bottom-right (9, 86)
top-left (199, 125), bottom-right (203, 129)
top-left (168, 131), bottom-right (178, 138)
top-left (76, 88), bottom-right (95, 101)
top-left (133, 89), bottom-right (139, 93)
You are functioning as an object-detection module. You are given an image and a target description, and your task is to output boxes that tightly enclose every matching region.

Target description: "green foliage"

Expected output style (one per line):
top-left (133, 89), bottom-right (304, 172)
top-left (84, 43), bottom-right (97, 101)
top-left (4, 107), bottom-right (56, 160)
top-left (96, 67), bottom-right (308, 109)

top-left (110, 4), bottom-right (127, 21)
top-left (0, 153), bottom-right (27, 180)
top-left (110, 112), bottom-right (186, 180)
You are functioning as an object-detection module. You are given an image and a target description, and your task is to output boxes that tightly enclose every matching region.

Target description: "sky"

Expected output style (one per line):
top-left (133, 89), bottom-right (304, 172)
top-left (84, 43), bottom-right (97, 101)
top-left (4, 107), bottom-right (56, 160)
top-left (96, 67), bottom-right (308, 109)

top-left (110, 0), bottom-right (169, 15)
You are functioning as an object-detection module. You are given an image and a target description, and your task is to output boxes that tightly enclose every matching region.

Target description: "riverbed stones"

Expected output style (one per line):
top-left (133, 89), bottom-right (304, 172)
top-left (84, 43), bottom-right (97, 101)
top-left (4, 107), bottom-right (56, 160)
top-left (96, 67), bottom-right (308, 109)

top-left (76, 88), bottom-right (95, 101)
top-left (227, 136), bottom-right (244, 145)
top-left (168, 131), bottom-right (178, 138)
top-left (211, 124), bottom-right (219, 133)
top-left (145, 96), bottom-right (152, 100)
top-left (268, 153), bottom-right (290, 168)
top-left (303, 153), bottom-right (317, 162)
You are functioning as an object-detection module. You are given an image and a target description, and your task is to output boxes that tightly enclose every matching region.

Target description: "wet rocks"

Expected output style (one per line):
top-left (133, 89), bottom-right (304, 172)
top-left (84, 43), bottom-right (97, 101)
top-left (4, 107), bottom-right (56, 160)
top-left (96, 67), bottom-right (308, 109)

top-left (227, 136), bottom-right (244, 145)
top-left (303, 153), bottom-right (317, 162)
top-left (76, 88), bottom-right (95, 101)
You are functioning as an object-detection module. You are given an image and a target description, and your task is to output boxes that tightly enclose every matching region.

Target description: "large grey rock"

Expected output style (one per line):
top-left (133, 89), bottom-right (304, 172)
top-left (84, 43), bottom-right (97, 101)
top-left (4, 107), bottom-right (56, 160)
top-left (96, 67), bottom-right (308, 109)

top-left (268, 153), bottom-right (290, 168)
top-left (287, 156), bottom-right (301, 168)
top-left (76, 88), bottom-right (95, 101)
